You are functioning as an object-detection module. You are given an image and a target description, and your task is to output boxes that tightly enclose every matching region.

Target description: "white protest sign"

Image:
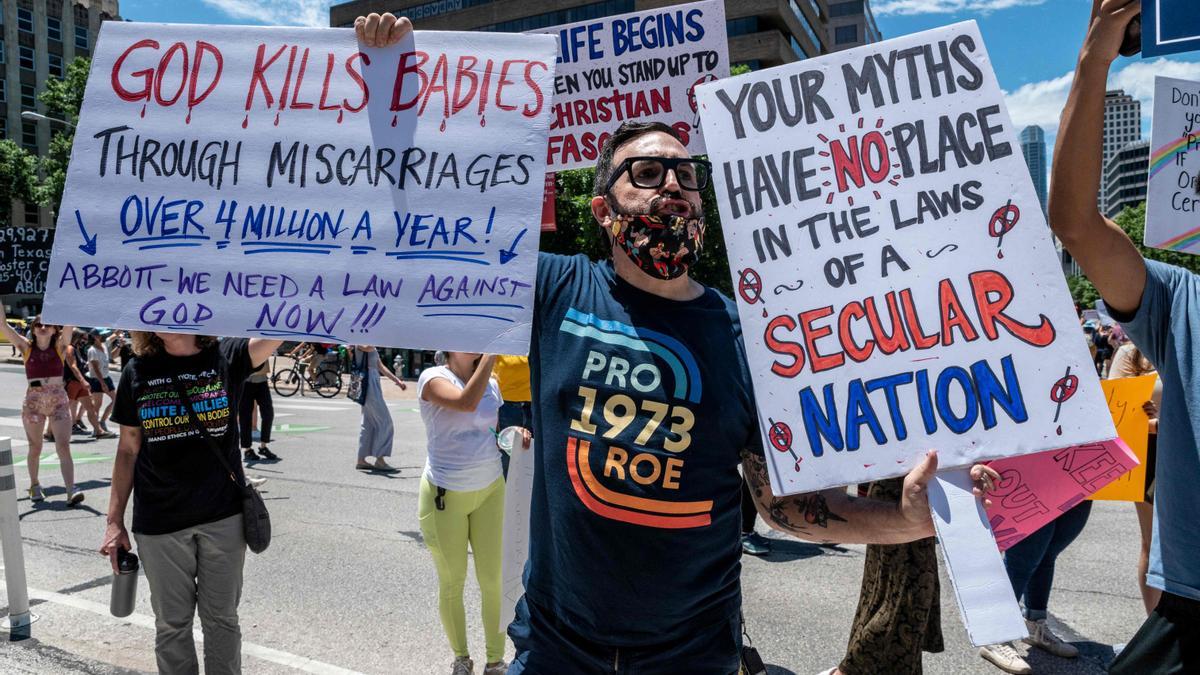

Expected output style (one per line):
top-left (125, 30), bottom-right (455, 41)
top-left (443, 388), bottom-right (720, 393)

top-left (531, 0), bottom-right (728, 171)
top-left (1145, 76), bottom-right (1200, 253)
top-left (41, 23), bottom-right (556, 353)
top-left (930, 468), bottom-right (1027, 647)
top-left (500, 434), bottom-right (535, 630)
top-left (695, 21), bottom-right (1113, 496)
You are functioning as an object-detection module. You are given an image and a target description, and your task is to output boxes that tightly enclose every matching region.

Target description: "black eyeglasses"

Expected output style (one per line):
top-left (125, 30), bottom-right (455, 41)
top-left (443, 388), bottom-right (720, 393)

top-left (605, 156), bottom-right (712, 193)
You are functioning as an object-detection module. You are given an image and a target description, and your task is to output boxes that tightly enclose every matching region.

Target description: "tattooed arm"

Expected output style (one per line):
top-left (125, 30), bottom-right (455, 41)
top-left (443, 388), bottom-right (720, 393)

top-left (740, 449), bottom-right (999, 545)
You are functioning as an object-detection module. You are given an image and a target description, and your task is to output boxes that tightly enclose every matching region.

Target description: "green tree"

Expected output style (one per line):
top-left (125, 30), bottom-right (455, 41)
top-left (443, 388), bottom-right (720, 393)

top-left (36, 56), bottom-right (90, 215)
top-left (1066, 274), bottom-right (1099, 308)
top-left (1068, 202), bottom-right (1200, 308)
top-left (0, 140), bottom-right (40, 226)
top-left (1112, 202), bottom-right (1200, 274)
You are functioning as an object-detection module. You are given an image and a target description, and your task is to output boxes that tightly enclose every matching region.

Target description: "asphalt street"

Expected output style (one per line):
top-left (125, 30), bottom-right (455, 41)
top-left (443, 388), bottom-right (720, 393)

top-left (0, 358), bottom-right (1149, 674)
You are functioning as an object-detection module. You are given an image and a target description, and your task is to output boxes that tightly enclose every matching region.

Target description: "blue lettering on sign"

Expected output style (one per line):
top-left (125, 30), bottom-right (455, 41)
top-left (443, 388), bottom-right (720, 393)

top-left (796, 355), bottom-right (1027, 457)
top-left (139, 295), bottom-right (212, 330)
top-left (119, 194), bottom-right (209, 250)
top-left (556, 22), bottom-right (606, 64)
top-left (611, 8), bottom-right (706, 57)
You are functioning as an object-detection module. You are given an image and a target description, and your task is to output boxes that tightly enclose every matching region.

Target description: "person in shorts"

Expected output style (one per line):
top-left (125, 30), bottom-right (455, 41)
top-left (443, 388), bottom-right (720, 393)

top-left (0, 309), bottom-right (85, 505)
top-left (87, 329), bottom-right (118, 433)
top-left (64, 329), bottom-right (110, 439)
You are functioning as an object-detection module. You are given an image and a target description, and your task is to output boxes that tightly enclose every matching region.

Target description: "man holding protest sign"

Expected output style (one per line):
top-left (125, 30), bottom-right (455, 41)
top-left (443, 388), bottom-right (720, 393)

top-left (358, 15), bottom-right (1000, 673)
top-left (1049, 1), bottom-right (1200, 671)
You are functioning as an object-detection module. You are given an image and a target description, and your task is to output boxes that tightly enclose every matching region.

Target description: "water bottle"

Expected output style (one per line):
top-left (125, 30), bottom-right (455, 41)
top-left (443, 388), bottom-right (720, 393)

top-left (110, 549), bottom-right (138, 618)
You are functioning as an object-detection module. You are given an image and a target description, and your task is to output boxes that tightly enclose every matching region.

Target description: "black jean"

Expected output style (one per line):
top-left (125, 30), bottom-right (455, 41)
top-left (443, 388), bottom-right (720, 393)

top-left (508, 595), bottom-right (741, 675)
top-left (239, 380), bottom-right (273, 447)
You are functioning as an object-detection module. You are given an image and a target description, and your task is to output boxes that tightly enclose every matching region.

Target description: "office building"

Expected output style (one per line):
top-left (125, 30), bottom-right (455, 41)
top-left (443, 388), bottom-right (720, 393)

top-left (1019, 125), bottom-right (1047, 215)
top-left (1104, 139), bottom-right (1149, 219)
top-left (330, 0), bottom-right (848, 70)
top-left (1, 0), bottom-right (120, 228)
top-left (826, 0), bottom-right (880, 51)
top-left (1100, 89), bottom-right (1141, 208)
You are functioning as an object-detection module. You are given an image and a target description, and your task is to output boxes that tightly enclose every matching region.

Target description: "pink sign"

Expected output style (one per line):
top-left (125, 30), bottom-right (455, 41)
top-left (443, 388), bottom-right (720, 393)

top-left (985, 439), bottom-right (1139, 551)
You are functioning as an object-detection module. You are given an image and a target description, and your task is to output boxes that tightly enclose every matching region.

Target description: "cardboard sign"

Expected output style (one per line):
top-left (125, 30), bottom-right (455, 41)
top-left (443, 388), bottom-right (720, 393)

top-left (500, 437), bottom-right (535, 630)
top-left (0, 228), bottom-right (53, 295)
top-left (532, 0), bottom-right (728, 171)
top-left (1143, 0), bottom-right (1200, 58)
top-left (1090, 374), bottom-right (1157, 501)
top-left (985, 439), bottom-right (1139, 551)
top-left (930, 468), bottom-right (1027, 647)
top-left (695, 21), bottom-right (1114, 495)
top-left (41, 23), bottom-right (556, 354)
top-left (1145, 76), bottom-right (1200, 252)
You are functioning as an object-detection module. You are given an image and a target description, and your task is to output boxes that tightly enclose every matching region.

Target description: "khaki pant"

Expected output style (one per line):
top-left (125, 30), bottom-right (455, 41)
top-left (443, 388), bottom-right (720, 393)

top-left (136, 513), bottom-right (245, 675)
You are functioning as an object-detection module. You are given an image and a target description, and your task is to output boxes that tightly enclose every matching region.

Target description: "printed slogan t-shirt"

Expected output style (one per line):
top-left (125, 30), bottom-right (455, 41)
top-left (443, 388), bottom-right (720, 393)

top-left (526, 253), bottom-right (763, 646)
top-left (111, 338), bottom-right (252, 535)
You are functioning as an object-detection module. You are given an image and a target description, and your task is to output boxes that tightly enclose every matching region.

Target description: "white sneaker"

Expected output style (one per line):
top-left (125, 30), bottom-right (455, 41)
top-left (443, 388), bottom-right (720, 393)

top-left (979, 642), bottom-right (1032, 674)
top-left (28, 483), bottom-right (44, 502)
top-left (247, 476), bottom-right (268, 489)
top-left (482, 661), bottom-right (506, 675)
top-left (451, 657), bottom-right (474, 675)
top-left (1024, 617), bottom-right (1078, 658)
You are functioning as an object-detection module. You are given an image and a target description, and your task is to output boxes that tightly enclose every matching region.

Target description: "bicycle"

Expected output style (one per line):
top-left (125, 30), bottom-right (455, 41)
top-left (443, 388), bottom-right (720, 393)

top-left (271, 356), bottom-right (342, 398)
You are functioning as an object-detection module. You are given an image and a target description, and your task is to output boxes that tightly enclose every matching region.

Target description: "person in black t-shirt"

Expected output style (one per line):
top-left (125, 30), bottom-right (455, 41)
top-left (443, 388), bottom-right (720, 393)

top-left (100, 332), bottom-right (281, 674)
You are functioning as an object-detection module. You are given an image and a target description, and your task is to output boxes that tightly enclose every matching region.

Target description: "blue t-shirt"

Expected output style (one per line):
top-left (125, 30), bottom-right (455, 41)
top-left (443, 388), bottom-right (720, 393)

top-left (526, 253), bottom-right (763, 646)
top-left (1112, 260), bottom-right (1200, 601)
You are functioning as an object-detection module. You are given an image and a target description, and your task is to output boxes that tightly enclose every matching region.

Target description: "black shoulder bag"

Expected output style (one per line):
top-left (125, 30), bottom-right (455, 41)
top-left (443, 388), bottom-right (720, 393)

top-left (171, 376), bottom-right (271, 553)
top-left (347, 350), bottom-right (368, 404)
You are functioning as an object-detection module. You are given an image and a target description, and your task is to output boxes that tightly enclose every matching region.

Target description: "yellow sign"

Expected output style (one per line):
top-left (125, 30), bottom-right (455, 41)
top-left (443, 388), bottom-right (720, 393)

top-left (1089, 374), bottom-right (1157, 502)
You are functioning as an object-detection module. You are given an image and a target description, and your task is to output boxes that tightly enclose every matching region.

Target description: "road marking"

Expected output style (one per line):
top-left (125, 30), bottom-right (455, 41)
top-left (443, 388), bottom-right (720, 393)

top-left (13, 452), bottom-right (112, 467)
top-left (273, 424), bottom-right (331, 434)
top-left (272, 402), bottom-right (358, 412)
top-left (0, 416), bottom-right (24, 428)
top-left (7, 580), bottom-right (363, 675)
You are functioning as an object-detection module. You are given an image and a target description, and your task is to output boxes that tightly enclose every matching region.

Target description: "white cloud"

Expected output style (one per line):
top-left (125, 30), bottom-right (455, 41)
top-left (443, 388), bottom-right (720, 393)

top-left (200, 0), bottom-right (332, 28)
top-left (1004, 57), bottom-right (1200, 142)
top-left (873, 0), bottom-right (1046, 17)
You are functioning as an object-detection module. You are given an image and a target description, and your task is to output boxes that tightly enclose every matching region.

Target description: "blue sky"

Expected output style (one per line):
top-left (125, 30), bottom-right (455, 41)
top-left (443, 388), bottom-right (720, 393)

top-left (120, 0), bottom-right (1200, 148)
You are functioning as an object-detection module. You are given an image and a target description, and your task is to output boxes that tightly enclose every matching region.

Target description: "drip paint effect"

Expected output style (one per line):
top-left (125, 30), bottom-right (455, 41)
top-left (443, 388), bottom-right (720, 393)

top-left (273, 112), bottom-right (280, 127)
top-left (241, 115), bottom-right (249, 129)
top-left (390, 115), bottom-right (398, 127)
top-left (989, 200), bottom-right (1020, 259)
top-left (1050, 366), bottom-right (1079, 431)
top-left (140, 104), bottom-right (147, 118)
top-left (737, 267), bottom-right (766, 318)
top-left (336, 109), bottom-right (344, 124)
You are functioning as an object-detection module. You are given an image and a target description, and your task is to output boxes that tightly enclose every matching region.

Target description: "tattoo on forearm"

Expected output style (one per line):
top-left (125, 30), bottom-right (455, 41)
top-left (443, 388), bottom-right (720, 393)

top-left (741, 450), bottom-right (845, 543)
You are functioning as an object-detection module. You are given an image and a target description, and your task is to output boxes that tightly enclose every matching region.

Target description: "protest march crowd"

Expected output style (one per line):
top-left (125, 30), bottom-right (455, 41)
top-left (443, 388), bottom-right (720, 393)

top-left (2, 0), bottom-right (1198, 674)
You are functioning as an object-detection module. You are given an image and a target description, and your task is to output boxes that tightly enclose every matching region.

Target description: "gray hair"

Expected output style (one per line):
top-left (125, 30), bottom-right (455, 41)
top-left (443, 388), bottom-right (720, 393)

top-left (433, 351), bottom-right (447, 366)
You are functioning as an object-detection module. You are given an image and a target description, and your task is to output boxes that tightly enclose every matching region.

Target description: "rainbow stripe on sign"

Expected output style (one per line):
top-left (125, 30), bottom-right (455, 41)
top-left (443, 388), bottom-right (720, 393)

top-left (1148, 134), bottom-right (1196, 180)
top-left (1149, 134), bottom-right (1200, 251)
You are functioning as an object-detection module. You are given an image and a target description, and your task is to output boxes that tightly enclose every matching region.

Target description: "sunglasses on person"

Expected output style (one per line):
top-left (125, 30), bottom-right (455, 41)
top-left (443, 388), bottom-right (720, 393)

top-left (605, 156), bottom-right (712, 193)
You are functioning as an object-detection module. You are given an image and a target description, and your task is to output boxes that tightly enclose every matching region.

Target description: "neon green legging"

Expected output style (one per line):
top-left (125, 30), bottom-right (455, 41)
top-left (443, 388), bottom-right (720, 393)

top-left (418, 474), bottom-right (506, 663)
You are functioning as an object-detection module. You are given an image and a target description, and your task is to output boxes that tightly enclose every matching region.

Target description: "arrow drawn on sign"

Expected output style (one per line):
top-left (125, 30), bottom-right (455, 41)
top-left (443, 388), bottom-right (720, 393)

top-left (75, 210), bottom-right (97, 256)
top-left (499, 229), bottom-right (527, 265)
